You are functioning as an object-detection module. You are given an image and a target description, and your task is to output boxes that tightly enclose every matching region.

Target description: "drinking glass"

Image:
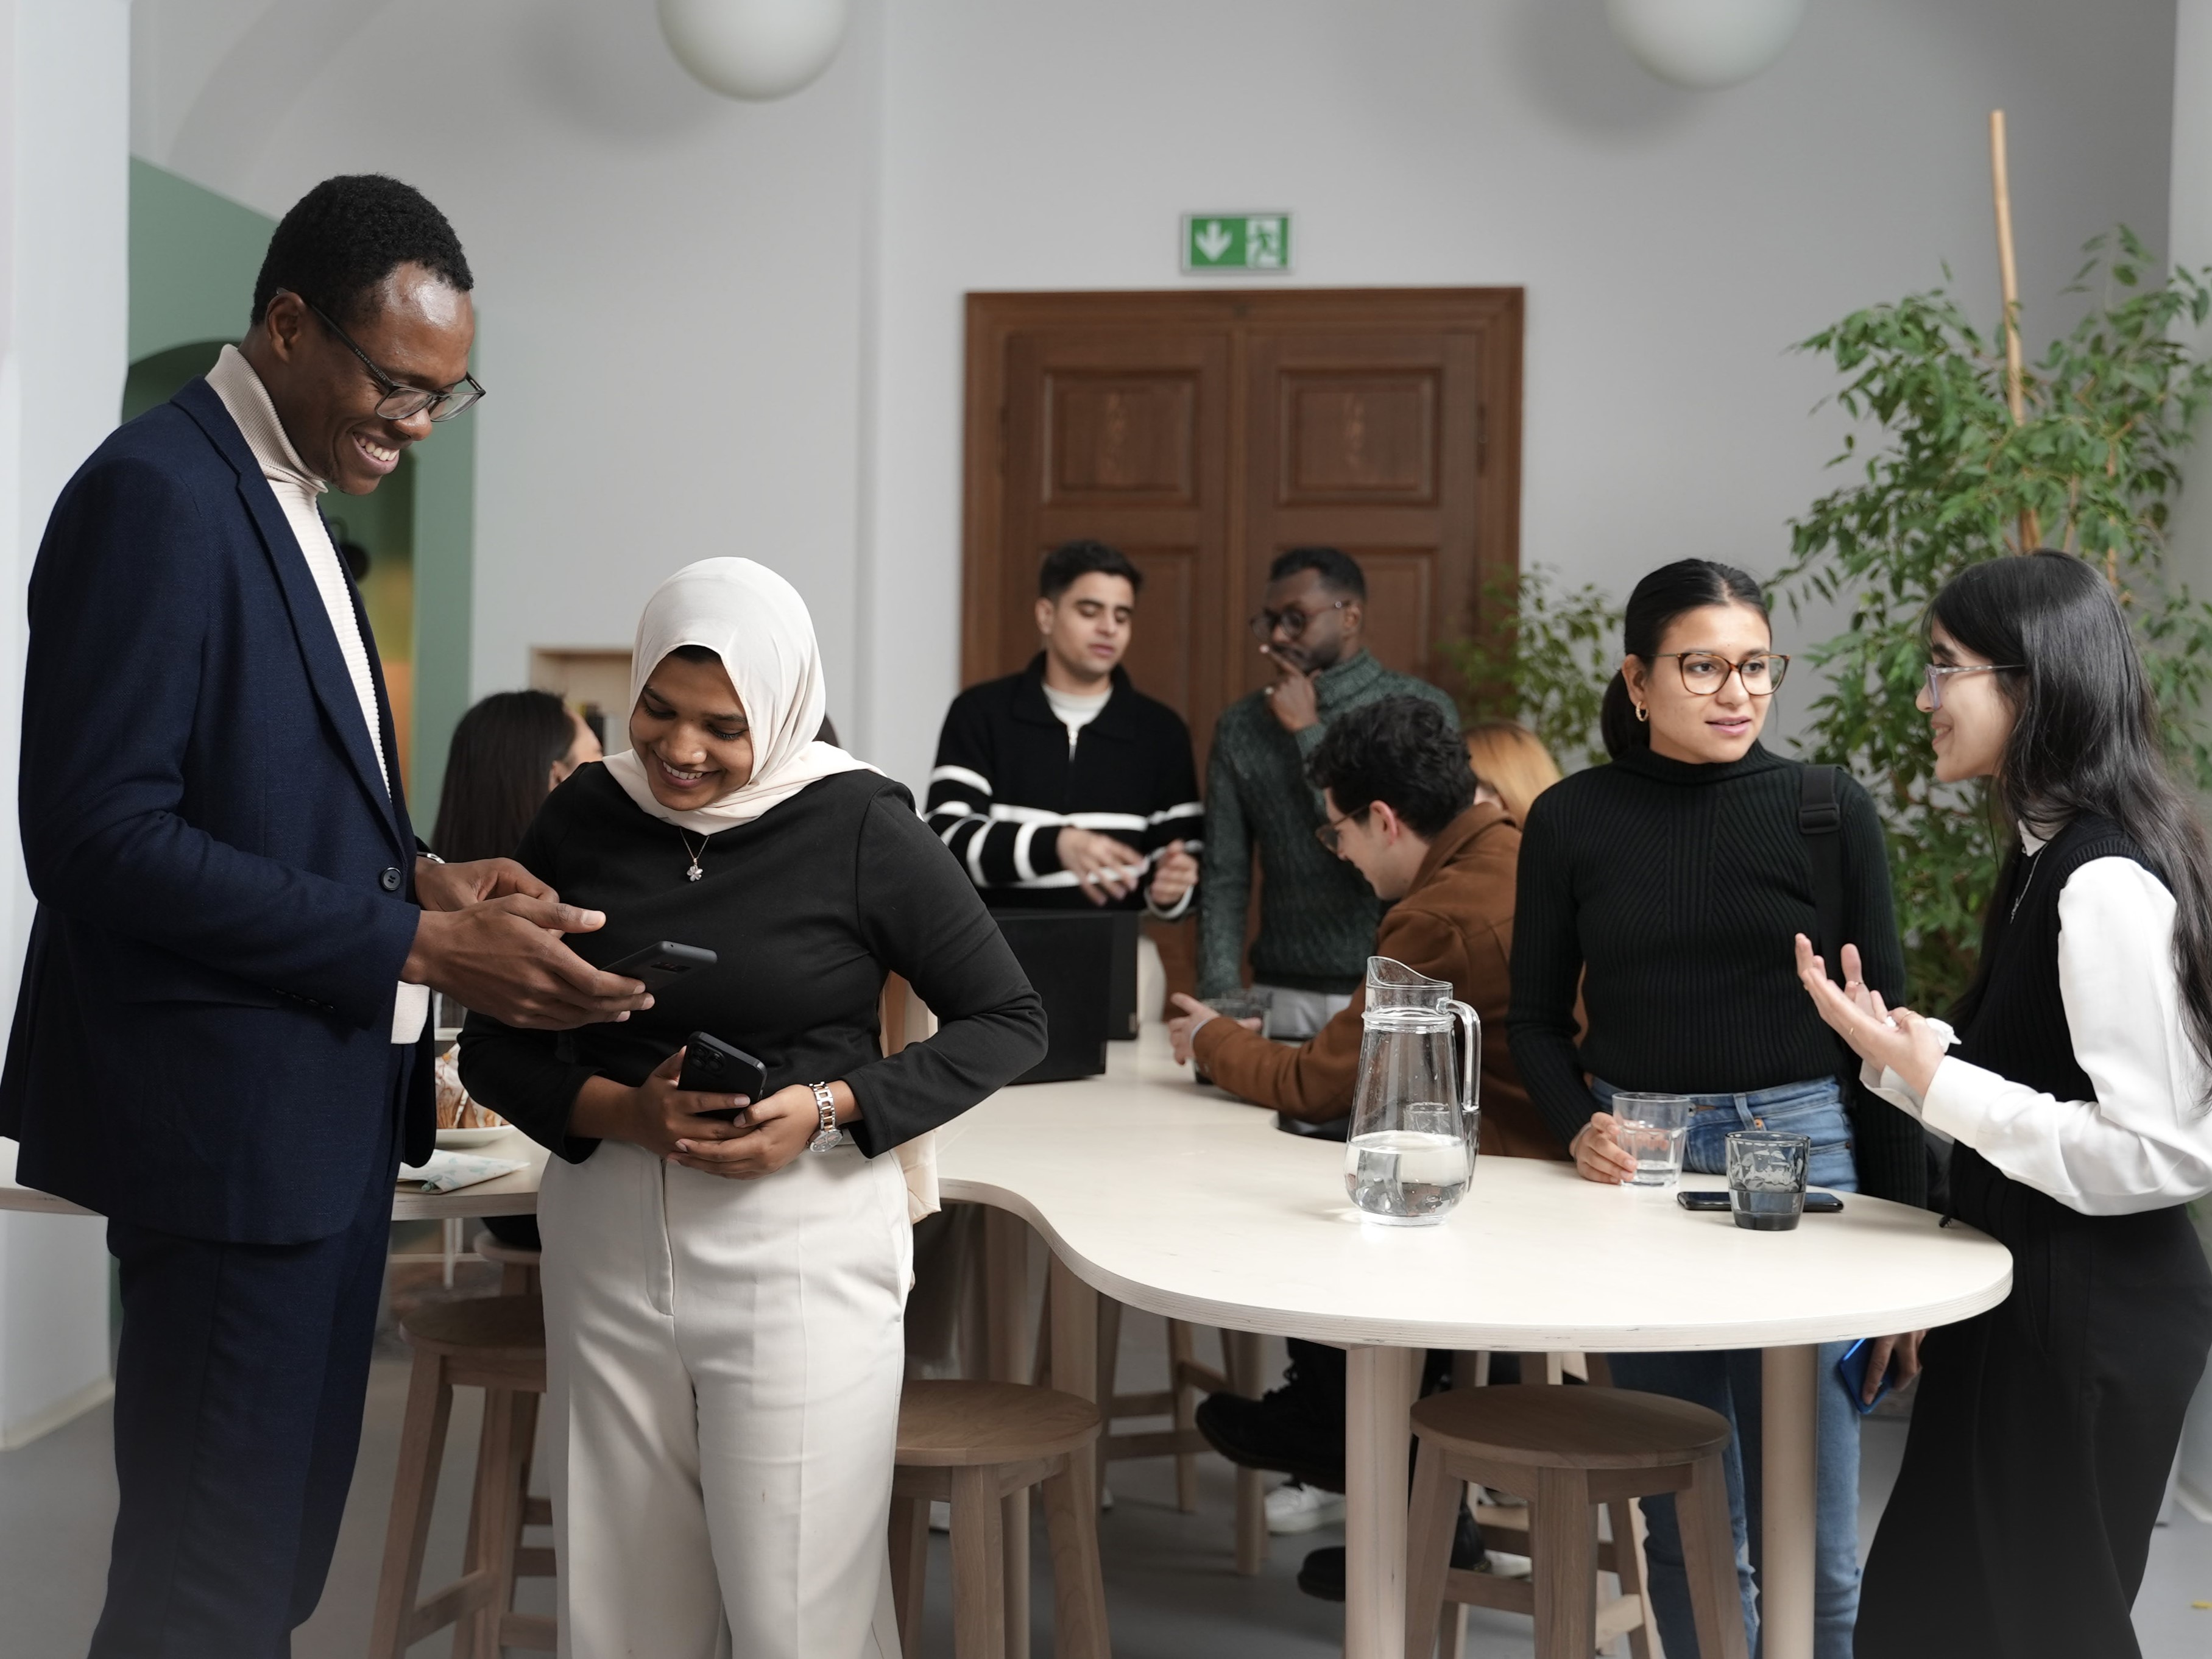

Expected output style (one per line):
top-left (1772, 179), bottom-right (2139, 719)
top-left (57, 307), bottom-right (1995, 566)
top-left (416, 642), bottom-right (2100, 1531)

top-left (1726, 1130), bottom-right (1811, 1231)
top-left (1611, 1093), bottom-right (1691, 1188)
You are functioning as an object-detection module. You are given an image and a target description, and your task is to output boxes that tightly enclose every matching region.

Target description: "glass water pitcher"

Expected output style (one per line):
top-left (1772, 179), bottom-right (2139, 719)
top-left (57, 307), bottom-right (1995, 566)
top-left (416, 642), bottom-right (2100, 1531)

top-left (1343, 957), bottom-right (1481, 1226)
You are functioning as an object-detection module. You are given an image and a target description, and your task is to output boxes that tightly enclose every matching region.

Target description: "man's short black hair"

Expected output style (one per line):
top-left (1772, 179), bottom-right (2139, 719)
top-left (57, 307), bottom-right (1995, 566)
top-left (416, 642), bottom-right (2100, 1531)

top-left (250, 174), bottom-right (474, 329)
top-left (1269, 546), bottom-right (1366, 601)
top-left (1306, 696), bottom-right (1473, 839)
top-left (1039, 539), bottom-right (1144, 603)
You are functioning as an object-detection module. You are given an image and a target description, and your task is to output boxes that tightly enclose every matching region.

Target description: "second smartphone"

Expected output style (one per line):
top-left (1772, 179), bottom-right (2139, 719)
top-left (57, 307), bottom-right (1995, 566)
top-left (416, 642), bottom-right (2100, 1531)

top-left (678, 1030), bottom-right (769, 1121)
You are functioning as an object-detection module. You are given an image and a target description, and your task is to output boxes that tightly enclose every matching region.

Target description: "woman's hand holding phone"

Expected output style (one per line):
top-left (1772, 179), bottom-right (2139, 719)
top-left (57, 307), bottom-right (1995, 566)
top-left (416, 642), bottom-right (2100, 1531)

top-left (670, 1081), bottom-right (856, 1181)
top-left (570, 1050), bottom-right (752, 1160)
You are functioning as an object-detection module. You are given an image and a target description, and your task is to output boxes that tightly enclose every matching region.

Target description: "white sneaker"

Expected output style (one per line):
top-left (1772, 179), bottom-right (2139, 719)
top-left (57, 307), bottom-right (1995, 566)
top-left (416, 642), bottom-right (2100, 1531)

top-left (1265, 1480), bottom-right (1347, 1535)
top-left (1479, 1548), bottom-right (1532, 1579)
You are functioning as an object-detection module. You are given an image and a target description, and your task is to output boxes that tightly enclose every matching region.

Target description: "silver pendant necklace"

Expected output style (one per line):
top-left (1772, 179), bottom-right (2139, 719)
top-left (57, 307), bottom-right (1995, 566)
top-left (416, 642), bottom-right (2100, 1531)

top-left (2009, 846), bottom-right (2045, 923)
top-left (677, 827), bottom-right (706, 883)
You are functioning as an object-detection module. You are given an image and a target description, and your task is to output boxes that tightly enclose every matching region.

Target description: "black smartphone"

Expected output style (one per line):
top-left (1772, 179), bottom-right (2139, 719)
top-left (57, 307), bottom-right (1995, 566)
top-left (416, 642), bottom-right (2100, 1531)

top-left (1836, 1337), bottom-right (1893, 1415)
top-left (601, 941), bottom-right (717, 991)
top-left (1676, 1189), bottom-right (1844, 1213)
top-left (678, 1031), bottom-right (769, 1120)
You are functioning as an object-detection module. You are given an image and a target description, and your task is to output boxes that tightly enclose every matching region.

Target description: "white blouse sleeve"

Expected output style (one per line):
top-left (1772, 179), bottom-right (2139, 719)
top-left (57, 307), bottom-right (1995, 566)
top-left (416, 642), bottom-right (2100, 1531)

top-left (1913, 856), bottom-right (2212, 1214)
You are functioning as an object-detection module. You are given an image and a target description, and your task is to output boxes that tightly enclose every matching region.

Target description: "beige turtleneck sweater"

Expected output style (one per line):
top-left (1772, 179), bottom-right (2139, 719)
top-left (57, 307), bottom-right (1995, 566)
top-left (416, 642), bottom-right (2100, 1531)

top-left (205, 344), bottom-right (428, 1044)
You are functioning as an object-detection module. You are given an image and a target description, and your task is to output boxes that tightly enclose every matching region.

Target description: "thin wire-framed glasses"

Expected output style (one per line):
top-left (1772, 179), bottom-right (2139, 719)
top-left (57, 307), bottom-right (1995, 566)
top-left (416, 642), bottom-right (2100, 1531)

top-left (1923, 662), bottom-right (2021, 709)
top-left (295, 294), bottom-right (486, 423)
top-left (1315, 807), bottom-right (1360, 854)
top-left (1249, 599), bottom-right (1350, 642)
top-left (1650, 651), bottom-right (1790, 696)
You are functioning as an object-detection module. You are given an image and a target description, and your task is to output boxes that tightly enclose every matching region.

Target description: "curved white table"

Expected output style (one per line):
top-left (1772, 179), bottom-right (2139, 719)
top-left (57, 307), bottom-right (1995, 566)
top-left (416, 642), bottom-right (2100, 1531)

top-left (934, 1030), bottom-right (2013, 1659)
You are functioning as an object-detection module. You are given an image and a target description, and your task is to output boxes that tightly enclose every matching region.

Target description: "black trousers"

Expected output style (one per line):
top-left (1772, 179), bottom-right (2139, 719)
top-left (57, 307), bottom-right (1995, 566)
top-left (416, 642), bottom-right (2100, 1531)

top-left (91, 1083), bottom-right (399, 1659)
top-left (1854, 1146), bottom-right (2212, 1659)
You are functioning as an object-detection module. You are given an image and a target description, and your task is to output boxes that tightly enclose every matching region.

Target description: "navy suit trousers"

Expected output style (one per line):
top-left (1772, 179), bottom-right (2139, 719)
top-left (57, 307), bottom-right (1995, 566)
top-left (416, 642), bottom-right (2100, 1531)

top-left (91, 1058), bottom-right (400, 1659)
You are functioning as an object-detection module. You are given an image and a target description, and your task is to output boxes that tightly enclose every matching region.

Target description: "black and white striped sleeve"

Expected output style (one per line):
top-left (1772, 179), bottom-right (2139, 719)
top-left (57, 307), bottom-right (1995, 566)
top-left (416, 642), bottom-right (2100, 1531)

top-left (923, 695), bottom-right (1074, 893)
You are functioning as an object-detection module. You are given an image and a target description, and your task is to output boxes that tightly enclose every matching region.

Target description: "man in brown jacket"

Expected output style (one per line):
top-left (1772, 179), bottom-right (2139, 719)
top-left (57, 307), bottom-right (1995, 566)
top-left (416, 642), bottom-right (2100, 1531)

top-left (1169, 695), bottom-right (1566, 1600)
top-left (1168, 698), bottom-right (1558, 1159)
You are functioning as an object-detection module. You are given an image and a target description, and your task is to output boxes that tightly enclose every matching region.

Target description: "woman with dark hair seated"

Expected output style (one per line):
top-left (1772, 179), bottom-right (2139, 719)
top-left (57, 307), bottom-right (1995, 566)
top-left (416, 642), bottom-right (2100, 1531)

top-left (460, 558), bottom-right (1045, 1658)
top-left (430, 689), bottom-right (602, 1248)
top-left (1796, 551), bottom-right (2212, 1659)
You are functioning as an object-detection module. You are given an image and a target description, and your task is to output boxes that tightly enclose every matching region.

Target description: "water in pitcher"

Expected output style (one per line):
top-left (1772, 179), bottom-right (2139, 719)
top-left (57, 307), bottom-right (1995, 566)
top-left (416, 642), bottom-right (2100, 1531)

top-left (1344, 1110), bottom-right (1471, 1225)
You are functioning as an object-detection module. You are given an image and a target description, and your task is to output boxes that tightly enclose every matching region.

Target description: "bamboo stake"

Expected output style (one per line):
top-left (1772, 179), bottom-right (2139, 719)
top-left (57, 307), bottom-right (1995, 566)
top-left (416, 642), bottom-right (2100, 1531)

top-left (1990, 110), bottom-right (2041, 551)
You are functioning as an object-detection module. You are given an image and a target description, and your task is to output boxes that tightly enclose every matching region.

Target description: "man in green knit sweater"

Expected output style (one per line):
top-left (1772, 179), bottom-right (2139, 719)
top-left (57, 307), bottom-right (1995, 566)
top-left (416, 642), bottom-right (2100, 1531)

top-left (1198, 548), bottom-right (1460, 1036)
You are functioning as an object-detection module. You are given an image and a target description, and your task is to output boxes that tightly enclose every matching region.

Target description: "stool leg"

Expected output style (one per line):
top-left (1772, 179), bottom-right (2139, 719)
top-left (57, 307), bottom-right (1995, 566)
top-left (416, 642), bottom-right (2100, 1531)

top-left (950, 1463), bottom-right (1008, 1659)
top-left (1402, 1441), bottom-right (1460, 1659)
top-left (888, 1496), bottom-right (929, 1658)
top-left (1678, 1449), bottom-right (1751, 1659)
top-left (1436, 1601), bottom-right (1468, 1659)
top-left (1092, 1297), bottom-right (1122, 1493)
top-left (370, 1352), bottom-right (456, 1659)
top-left (1167, 1320), bottom-right (1199, 1513)
top-left (1003, 1486), bottom-right (1031, 1659)
top-left (1225, 1329), bottom-right (1267, 1576)
top-left (1530, 1466), bottom-right (1595, 1659)
top-left (457, 1385), bottom-right (529, 1659)
top-left (1607, 1498), bottom-right (1656, 1659)
top-left (1041, 1449), bottom-right (1112, 1659)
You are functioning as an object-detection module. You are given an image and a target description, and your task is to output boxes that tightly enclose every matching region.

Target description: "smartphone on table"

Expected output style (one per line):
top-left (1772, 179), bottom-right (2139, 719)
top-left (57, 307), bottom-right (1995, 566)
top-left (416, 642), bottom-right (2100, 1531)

top-left (1676, 1189), bottom-right (1845, 1213)
top-left (678, 1031), bottom-right (769, 1122)
top-left (601, 941), bottom-right (717, 991)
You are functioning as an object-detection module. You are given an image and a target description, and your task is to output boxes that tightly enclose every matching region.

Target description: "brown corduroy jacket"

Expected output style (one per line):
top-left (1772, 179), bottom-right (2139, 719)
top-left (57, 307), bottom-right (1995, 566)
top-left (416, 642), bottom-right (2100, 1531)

top-left (1190, 801), bottom-right (1563, 1161)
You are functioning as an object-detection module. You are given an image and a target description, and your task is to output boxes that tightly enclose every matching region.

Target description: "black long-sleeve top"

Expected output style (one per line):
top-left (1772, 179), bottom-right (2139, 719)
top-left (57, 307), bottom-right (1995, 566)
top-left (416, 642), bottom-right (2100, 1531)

top-left (459, 764), bottom-right (1047, 1164)
top-left (1507, 743), bottom-right (1926, 1206)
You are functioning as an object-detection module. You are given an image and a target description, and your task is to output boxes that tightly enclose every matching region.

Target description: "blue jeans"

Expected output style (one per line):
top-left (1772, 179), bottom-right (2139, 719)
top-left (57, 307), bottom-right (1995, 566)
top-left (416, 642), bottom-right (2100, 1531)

top-left (1592, 1076), bottom-right (1863, 1659)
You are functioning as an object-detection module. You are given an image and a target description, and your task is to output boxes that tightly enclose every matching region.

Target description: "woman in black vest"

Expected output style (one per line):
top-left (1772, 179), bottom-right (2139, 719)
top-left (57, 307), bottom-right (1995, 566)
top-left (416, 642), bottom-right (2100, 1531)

top-left (1797, 551), bottom-right (2212, 1659)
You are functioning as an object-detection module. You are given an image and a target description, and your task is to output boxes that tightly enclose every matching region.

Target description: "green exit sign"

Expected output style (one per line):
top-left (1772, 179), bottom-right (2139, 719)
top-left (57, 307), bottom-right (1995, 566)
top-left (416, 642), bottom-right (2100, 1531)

top-left (1182, 213), bottom-right (1293, 273)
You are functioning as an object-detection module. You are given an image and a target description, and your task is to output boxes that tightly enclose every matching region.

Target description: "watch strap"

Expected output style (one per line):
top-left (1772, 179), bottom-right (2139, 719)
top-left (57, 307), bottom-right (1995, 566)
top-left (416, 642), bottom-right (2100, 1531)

top-left (807, 1081), bottom-right (842, 1151)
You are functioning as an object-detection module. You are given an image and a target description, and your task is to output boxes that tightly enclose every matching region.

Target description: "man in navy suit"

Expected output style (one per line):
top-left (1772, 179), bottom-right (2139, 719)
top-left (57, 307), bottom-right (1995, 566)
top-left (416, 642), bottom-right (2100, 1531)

top-left (1, 175), bottom-right (651, 1656)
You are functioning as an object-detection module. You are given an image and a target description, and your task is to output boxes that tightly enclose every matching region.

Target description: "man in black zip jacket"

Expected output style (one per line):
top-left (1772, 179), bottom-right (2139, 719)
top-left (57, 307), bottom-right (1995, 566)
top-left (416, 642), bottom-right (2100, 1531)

top-left (927, 540), bottom-right (1201, 916)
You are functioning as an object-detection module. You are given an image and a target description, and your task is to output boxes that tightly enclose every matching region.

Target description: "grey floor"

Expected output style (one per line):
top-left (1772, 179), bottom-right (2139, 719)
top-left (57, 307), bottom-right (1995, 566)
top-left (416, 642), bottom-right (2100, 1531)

top-left (4, 1309), bottom-right (2208, 1656)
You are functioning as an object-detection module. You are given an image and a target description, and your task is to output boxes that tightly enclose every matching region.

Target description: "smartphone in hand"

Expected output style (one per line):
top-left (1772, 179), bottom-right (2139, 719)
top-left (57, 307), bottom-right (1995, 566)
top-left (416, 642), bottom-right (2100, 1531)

top-left (678, 1031), bottom-right (768, 1121)
top-left (601, 941), bottom-right (717, 991)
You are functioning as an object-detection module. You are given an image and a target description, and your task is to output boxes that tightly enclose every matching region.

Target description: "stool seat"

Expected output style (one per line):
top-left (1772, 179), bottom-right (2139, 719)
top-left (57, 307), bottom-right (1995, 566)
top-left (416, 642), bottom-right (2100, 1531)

top-left (896, 1379), bottom-right (1100, 1467)
top-left (399, 1293), bottom-right (544, 1356)
top-left (1411, 1383), bottom-right (1730, 1470)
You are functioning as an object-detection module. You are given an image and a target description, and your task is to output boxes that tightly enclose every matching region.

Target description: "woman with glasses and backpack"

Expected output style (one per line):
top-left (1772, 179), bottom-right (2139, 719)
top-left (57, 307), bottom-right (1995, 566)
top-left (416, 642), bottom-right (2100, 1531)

top-left (1795, 551), bottom-right (2212, 1659)
top-left (1508, 558), bottom-right (1925, 1659)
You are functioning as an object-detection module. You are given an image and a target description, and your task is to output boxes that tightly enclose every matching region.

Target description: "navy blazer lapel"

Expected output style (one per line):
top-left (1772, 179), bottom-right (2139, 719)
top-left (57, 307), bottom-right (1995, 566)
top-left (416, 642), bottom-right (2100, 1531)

top-left (174, 380), bottom-right (406, 853)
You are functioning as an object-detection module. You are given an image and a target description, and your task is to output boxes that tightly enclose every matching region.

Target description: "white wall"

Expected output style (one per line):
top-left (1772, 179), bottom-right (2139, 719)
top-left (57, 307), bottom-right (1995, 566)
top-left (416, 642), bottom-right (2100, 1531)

top-left (130, 2), bottom-right (2175, 788)
top-left (0, 0), bottom-right (129, 1446)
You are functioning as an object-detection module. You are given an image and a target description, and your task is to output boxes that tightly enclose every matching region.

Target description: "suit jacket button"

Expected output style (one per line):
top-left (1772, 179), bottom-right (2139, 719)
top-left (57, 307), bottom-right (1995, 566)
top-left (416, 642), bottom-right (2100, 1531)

top-left (380, 867), bottom-right (403, 893)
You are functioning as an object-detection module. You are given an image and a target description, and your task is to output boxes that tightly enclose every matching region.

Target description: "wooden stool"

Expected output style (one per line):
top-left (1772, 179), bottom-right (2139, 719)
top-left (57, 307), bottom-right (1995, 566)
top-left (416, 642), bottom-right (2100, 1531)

top-left (370, 1295), bottom-right (556, 1658)
top-left (472, 1228), bottom-right (542, 1295)
top-left (1405, 1385), bottom-right (1745, 1659)
top-left (887, 1380), bottom-right (1111, 1659)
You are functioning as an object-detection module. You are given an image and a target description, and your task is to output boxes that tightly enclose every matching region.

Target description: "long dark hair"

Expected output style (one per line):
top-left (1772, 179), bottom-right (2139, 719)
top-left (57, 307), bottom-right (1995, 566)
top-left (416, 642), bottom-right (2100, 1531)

top-left (1934, 550), bottom-right (2212, 1095)
top-left (1600, 559), bottom-right (1770, 757)
top-left (431, 690), bottom-right (578, 863)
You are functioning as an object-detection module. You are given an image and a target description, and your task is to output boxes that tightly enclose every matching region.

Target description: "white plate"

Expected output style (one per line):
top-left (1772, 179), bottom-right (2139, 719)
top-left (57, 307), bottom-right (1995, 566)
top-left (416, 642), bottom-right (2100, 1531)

top-left (436, 1127), bottom-right (511, 1150)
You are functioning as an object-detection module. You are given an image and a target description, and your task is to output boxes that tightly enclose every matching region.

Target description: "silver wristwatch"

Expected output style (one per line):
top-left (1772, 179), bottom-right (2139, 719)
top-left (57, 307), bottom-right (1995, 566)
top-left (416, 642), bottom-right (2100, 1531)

top-left (805, 1081), bottom-right (843, 1152)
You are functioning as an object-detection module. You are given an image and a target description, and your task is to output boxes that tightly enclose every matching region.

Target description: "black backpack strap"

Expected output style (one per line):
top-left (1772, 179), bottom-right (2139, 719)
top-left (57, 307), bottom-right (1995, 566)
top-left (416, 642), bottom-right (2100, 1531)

top-left (1799, 763), bottom-right (1846, 986)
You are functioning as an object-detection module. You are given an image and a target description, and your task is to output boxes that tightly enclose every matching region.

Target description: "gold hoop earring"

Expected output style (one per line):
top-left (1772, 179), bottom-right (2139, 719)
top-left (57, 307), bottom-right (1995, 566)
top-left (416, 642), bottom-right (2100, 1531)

top-left (1635, 703), bottom-right (1649, 723)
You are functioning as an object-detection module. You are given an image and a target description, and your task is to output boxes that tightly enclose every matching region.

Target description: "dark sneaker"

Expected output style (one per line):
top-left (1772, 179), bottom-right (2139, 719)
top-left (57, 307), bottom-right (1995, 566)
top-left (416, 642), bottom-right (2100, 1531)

top-left (1193, 1378), bottom-right (1346, 1490)
top-left (1295, 1505), bottom-right (1485, 1603)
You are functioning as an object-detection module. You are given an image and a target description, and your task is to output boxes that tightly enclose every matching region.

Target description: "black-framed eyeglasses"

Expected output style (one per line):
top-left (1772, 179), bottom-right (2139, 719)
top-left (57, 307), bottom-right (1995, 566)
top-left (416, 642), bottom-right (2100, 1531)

top-left (1250, 598), bottom-right (1350, 642)
top-left (294, 294), bottom-right (486, 423)
top-left (1650, 651), bottom-right (1790, 697)
top-left (1315, 806), bottom-right (1362, 855)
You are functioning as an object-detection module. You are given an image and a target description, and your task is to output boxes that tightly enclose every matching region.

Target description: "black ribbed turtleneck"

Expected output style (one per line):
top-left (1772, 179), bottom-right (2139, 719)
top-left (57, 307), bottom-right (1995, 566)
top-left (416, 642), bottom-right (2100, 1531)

top-left (1507, 742), bottom-right (1926, 1206)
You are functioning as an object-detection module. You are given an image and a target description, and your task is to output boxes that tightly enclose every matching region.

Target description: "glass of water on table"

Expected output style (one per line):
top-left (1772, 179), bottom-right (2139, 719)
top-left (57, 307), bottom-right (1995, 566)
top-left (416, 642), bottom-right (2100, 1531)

top-left (1611, 1093), bottom-right (1691, 1187)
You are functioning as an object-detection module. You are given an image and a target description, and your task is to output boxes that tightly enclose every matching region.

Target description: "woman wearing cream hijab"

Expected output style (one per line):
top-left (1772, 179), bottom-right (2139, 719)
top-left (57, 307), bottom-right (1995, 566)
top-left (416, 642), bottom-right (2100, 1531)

top-left (461, 558), bottom-right (1045, 1658)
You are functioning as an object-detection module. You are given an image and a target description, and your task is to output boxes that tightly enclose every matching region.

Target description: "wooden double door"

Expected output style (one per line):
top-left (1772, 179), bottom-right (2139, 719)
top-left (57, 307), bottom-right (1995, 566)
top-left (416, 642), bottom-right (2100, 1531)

top-left (960, 289), bottom-right (1523, 763)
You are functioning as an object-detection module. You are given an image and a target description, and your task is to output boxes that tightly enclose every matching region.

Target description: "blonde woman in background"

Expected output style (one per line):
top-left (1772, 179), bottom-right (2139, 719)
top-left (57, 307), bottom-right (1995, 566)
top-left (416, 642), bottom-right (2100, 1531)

top-left (1464, 719), bottom-right (1562, 824)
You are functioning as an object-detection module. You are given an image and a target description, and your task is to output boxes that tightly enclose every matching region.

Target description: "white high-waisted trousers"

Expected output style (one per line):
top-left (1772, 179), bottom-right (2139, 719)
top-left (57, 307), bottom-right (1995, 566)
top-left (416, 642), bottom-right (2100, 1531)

top-left (540, 1137), bottom-right (912, 1659)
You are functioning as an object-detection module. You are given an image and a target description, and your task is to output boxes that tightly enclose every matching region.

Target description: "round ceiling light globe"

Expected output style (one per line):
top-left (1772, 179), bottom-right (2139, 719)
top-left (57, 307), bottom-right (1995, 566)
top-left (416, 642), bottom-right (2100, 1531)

top-left (657, 0), bottom-right (852, 101)
top-left (1603, 0), bottom-right (1808, 90)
